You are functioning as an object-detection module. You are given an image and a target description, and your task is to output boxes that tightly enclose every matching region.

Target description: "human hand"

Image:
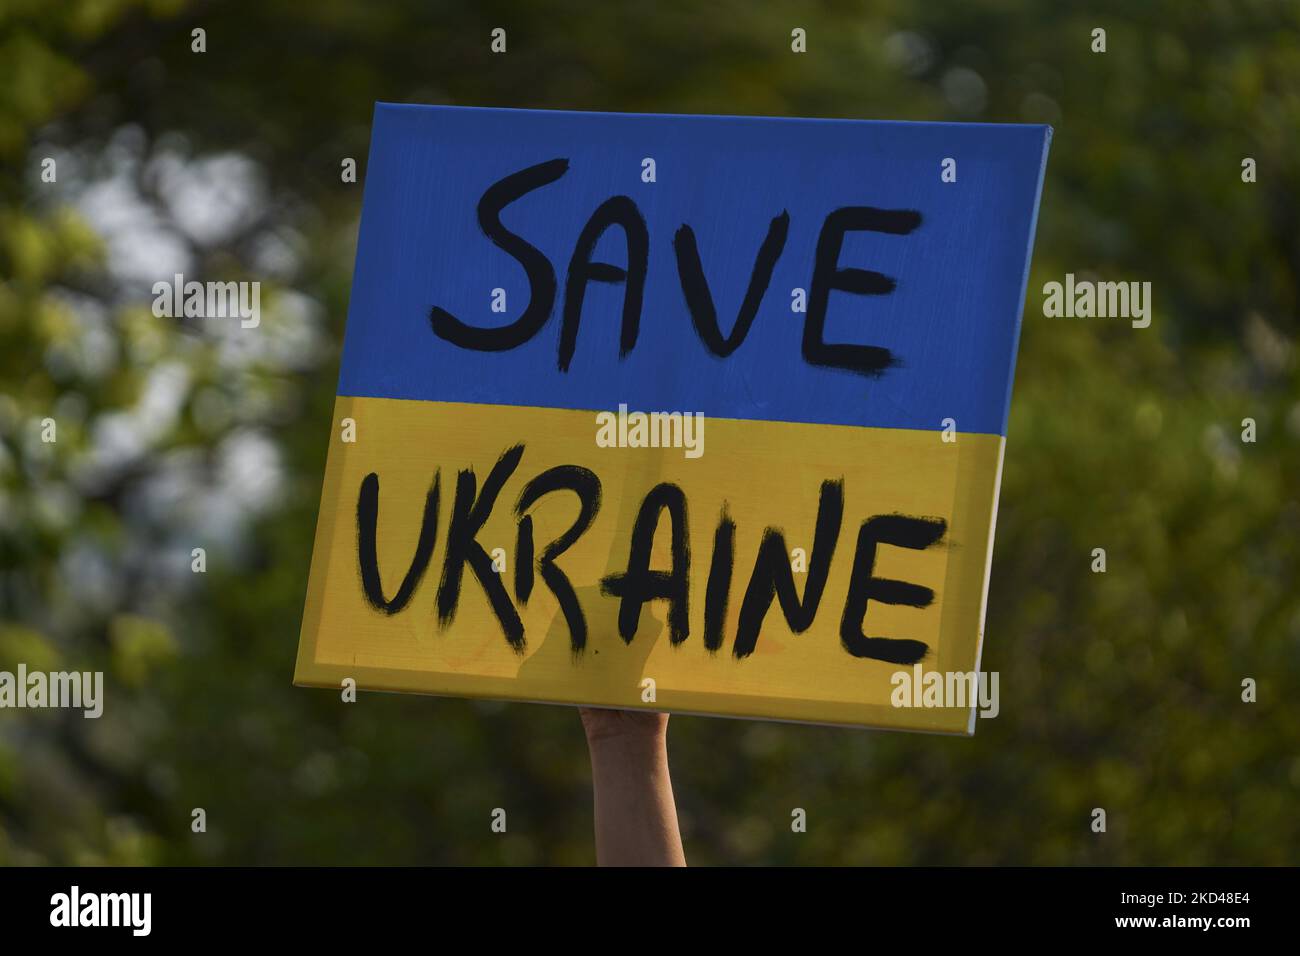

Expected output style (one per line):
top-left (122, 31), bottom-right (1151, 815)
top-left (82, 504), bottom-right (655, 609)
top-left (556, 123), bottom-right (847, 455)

top-left (579, 707), bottom-right (669, 745)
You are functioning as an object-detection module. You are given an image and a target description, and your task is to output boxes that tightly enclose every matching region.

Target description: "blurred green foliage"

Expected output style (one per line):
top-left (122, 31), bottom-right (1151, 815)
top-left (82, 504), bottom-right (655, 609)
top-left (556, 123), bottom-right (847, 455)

top-left (0, 0), bottom-right (1297, 865)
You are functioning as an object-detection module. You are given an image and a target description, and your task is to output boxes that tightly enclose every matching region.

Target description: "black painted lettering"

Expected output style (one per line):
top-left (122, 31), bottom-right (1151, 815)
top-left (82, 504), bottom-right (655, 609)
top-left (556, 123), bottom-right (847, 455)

top-left (437, 445), bottom-right (526, 650)
top-left (839, 513), bottom-right (946, 664)
top-left (804, 206), bottom-right (921, 376)
top-left (429, 159), bottom-right (569, 351)
top-left (514, 465), bottom-right (602, 653)
top-left (733, 479), bottom-right (844, 658)
top-left (356, 471), bottom-right (441, 615)
top-left (601, 483), bottom-right (690, 645)
top-left (559, 196), bottom-right (649, 371)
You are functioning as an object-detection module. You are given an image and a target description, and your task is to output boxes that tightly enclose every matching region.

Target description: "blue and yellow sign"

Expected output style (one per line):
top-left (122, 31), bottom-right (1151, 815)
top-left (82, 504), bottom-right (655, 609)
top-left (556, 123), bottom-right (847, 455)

top-left (295, 104), bottom-right (1051, 733)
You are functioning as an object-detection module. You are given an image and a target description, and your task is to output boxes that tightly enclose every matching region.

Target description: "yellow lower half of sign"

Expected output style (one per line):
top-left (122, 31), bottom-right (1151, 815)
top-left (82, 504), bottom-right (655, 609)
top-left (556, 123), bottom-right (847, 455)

top-left (295, 396), bottom-right (1005, 734)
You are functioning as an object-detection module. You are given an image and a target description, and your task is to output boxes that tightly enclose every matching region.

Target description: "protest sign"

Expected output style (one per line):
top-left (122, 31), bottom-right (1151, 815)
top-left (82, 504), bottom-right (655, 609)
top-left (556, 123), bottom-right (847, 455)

top-left (295, 104), bottom-right (1050, 732)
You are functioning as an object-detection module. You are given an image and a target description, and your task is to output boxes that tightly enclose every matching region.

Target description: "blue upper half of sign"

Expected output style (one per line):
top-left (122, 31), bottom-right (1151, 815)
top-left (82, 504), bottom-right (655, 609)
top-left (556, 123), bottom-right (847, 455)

top-left (338, 104), bottom-right (1051, 436)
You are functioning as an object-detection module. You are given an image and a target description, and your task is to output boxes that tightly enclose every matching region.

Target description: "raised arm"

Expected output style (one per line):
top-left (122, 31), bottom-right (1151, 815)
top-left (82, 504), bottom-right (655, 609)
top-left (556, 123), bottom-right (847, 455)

top-left (580, 708), bottom-right (687, 867)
